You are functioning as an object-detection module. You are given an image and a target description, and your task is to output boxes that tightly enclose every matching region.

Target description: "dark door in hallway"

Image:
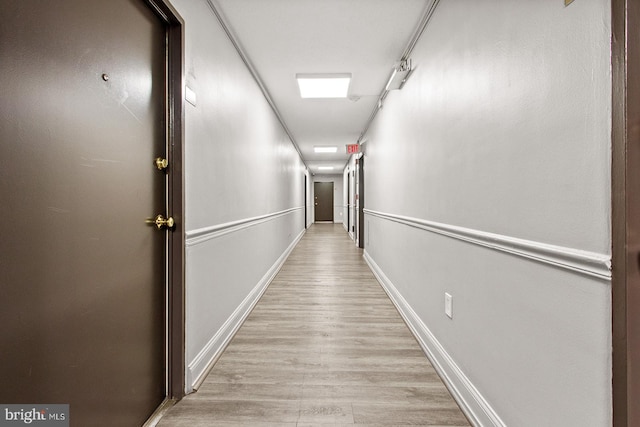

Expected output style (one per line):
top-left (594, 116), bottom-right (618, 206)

top-left (314, 182), bottom-right (334, 222)
top-left (613, 0), bottom-right (640, 424)
top-left (356, 156), bottom-right (365, 248)
top-left (304, 174), bottom-right (308, 228)
top-left (0, 1), bottom-right (167, 425)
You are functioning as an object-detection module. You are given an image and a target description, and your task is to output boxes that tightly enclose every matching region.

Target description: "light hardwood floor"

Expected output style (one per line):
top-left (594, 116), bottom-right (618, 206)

top-left (159, 223), bottom-right (470, 427)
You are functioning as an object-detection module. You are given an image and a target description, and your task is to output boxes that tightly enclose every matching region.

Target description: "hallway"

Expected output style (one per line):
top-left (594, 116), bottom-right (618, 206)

top-left (2, 0), bottom-right (629, 424)
top-left (159, 224), bottom-right (470, 426)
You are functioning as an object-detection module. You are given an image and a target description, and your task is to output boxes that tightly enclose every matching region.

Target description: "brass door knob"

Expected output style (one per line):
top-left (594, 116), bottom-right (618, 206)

top-left (146, 214), bottom-right (175, 230)
top-left (155, 157), bottom-right (169, 171)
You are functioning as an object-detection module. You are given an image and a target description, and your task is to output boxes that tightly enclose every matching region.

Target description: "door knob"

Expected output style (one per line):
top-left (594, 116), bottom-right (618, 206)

top-left (146, 214), bottom-right (175, 230)
top-left (155, 157), bottom-right (169, 171)
top-left (315, 203), bottom-right (318, 206)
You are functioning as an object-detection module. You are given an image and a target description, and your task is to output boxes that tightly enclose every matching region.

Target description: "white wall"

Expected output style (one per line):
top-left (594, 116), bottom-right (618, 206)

top-left (170, 0), bottom-right (306, 392)
top-left (311, 174), bottom-right (344, 223)
top-left (363, 1), bottom-right (612, 426)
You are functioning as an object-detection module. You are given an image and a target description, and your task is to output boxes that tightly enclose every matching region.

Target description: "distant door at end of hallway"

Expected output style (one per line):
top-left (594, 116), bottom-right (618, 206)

top-left (314, 182), bottom-right (334, 222)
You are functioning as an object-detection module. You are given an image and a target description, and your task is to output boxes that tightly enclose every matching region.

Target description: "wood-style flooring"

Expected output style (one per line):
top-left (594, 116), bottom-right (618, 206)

top-left (158, 223), bottom-right (470, 427)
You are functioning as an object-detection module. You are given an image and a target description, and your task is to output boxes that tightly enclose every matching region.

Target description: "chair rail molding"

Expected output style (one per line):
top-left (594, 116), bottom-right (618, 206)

top-left (364, 209), bottom-right (611, 281)
top-left (186, 207), bottom-right (304, 247)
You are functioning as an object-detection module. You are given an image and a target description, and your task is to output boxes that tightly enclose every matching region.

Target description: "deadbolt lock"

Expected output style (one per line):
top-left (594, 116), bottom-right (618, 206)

top-left (146, 214), bottom-right (175, 230)
top-left (155, 157), bottom-right (169, 171)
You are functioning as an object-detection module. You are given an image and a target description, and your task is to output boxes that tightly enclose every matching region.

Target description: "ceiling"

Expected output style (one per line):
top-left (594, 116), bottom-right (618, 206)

top-left (212, 0), bottom-right (430, 174)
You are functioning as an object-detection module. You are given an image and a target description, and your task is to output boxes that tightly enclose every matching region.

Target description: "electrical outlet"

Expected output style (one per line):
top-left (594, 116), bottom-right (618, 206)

top-left (445, 293), bottom-right (453, 319)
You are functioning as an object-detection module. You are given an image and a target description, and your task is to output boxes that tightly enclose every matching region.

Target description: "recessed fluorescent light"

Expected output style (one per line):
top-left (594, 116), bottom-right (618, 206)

top-left (296, 73), bottom-right (351, 98)
top-left (314, 146), bottom-right (338, 153)
top-left (318, 166), bottom-right (334, 171)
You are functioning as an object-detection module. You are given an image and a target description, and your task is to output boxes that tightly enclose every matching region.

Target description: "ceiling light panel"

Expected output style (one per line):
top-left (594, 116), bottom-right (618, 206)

top-left (296, 74), bottom-right (351, 98)
top-left (314, 146), bottom-right (338, 153)
top-left (318, 166), bottom-right (335, 170)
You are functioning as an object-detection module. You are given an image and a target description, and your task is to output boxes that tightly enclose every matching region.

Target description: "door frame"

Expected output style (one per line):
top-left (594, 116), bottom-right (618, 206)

top-left (356, 155), bottom-right (365, 248)
top-left (145, 0), bottom-right (185, 401)
top-left (347, 168), bottom-right (351, 233)
top-left (351, 169), bottom-right (356, 236)
top-left (612, 0), bottom-right (640, 424)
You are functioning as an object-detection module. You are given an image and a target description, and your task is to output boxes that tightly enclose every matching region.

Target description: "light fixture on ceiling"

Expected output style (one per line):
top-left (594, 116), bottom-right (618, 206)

top-left (318, 166), bottom-right (334, 171)
top-left (296, 73), bottom-right (351, 98)
top-left (385, 59), bottom-right (413, 91)
top-left (314, 146), bottom-right (338, 153)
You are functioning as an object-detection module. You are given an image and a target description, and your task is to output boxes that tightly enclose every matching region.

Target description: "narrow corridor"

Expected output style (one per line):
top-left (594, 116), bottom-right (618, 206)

top-left (159, 224), bottom-right (470, 426)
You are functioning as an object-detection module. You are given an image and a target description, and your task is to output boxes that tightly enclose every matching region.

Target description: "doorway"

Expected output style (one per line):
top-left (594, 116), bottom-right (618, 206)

top-left (314, 182), bottom-right (334, 222)
top-left (0, 0), bottom-right (184, 425)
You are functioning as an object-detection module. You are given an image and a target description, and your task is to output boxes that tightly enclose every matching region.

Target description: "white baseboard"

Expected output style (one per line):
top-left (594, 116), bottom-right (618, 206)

top-left (186, 228), bottom-right (306, 392)
top-left (142, 399), bottom-right (176, 427)
top-left (363, 251), bottom-right (506, 427)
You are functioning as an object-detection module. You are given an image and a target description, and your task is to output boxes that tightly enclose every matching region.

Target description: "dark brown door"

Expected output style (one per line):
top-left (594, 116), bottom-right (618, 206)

top-left (356, 157), bottom-right (365, 248)
top-left (314, 182), bottom-right (334, 222)
top-left (612, 0), bottom-right (640, 425)
top-left (0, 1), bottom-right (167, 425)
top-left (304, 175), bottom-right (308, 228)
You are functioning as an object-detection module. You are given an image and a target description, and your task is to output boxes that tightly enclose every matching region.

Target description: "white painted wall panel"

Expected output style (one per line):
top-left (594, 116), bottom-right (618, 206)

top-left (366, 215), bottom-right (611, 426)
top-left (170, 0), bottom-right (306, 391)
top-left (364, 1), bottom-right (612, 425)
top-left (368, 0), bottom-right (611, 253)
top-left (185, 211), bottom-right (304, 386)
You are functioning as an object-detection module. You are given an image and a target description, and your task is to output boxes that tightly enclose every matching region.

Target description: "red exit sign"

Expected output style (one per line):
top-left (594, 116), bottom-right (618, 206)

top-left (346, 144), bottom-right (360, 154)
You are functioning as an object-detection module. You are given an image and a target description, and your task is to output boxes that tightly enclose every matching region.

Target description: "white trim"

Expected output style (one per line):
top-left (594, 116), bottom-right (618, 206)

top-left (364, 251), bottom-right (506, 427)
top-left (364, 209), bottom-right (611, 281)
top-left (186, 228), bottom-right (305, 392)
top-left (142, 399), bottom-right (176, 427)
top-left (186, 207), bottom-right (304, 247)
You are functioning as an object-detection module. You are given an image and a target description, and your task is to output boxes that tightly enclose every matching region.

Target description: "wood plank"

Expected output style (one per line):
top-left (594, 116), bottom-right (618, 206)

top-left (158, 224), bottom-right (470, 426)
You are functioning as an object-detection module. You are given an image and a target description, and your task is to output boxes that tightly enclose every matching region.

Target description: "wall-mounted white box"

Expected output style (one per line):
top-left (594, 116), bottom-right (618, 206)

top-left (445, 293), bottom-right (453, 319)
